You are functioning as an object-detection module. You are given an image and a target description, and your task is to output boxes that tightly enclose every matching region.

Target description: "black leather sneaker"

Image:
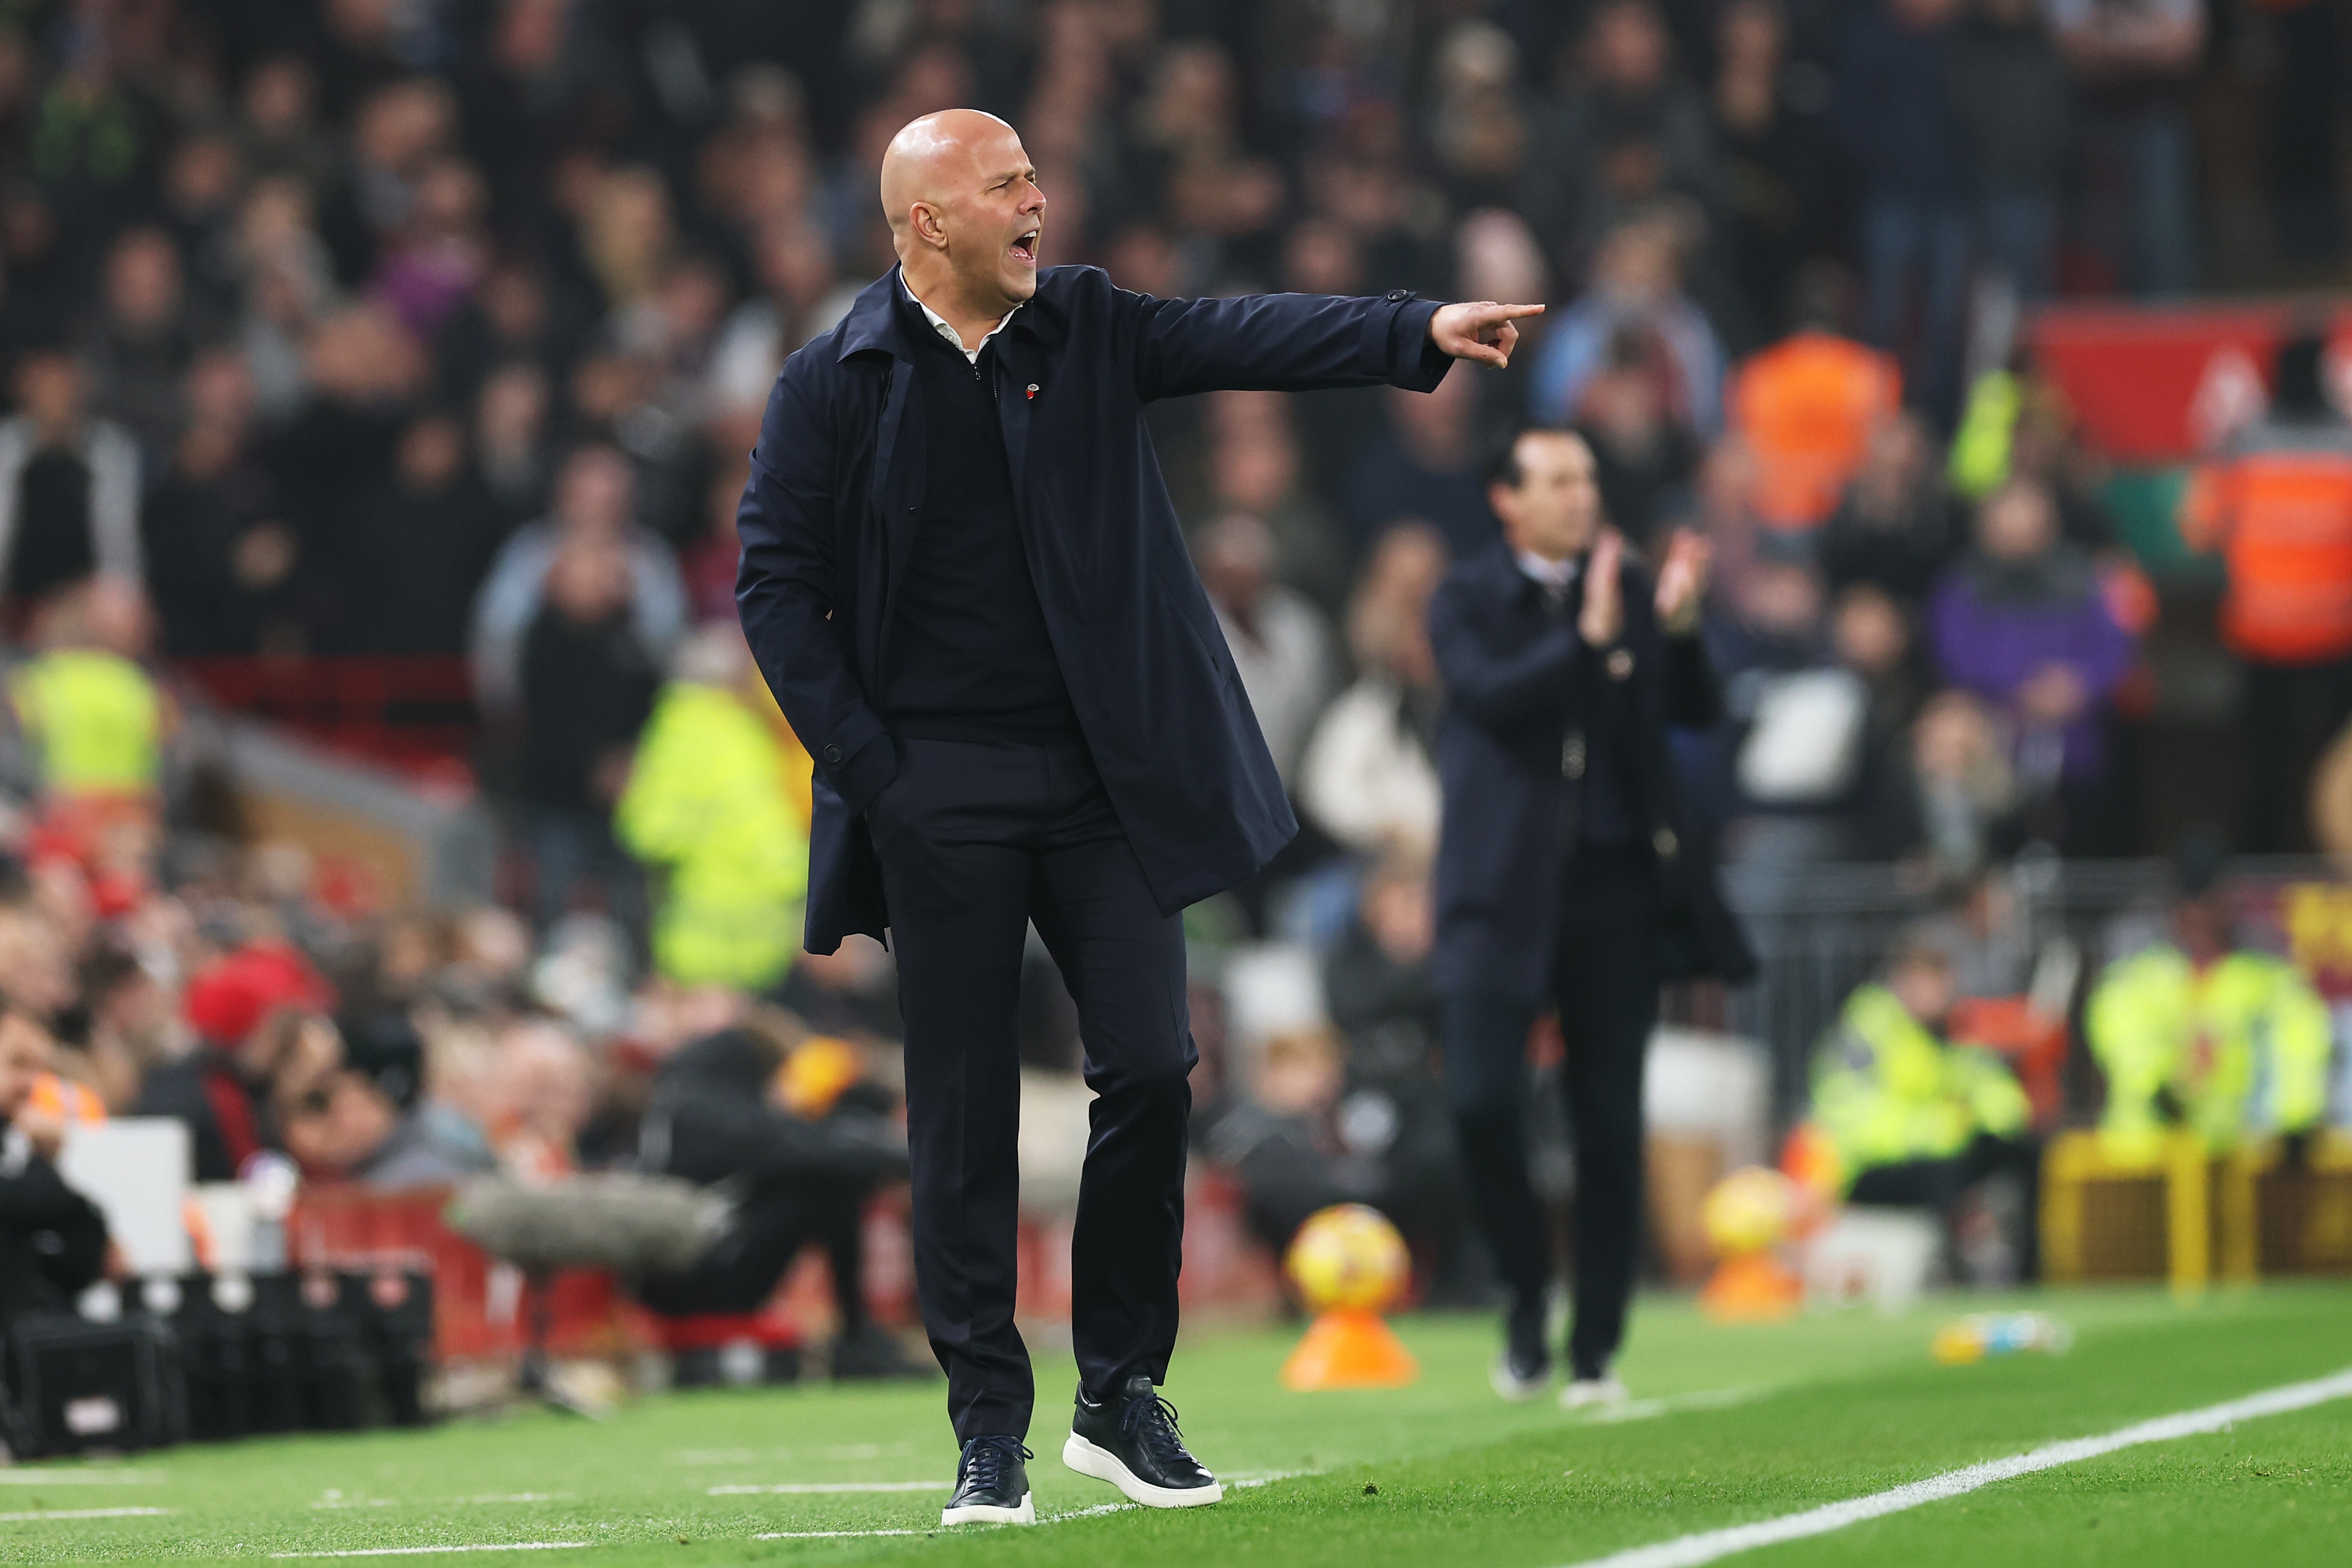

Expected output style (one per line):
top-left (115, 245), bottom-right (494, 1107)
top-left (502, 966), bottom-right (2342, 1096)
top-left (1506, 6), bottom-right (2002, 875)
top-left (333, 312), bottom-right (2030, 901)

top-left (941, 1436), bottom-right (1034, 1526)
top-left (1490, 1294), bottom-right (1551, 1401)
top-left (1062, 1375), bottom-right (1223, 1508)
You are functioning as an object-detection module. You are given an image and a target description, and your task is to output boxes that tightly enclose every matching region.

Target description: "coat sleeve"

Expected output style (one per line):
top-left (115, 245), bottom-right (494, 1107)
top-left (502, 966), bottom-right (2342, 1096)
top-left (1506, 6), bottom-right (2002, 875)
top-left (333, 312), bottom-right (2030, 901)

top-left (734, 374), bottom-right (898, 815)
top-left (1116, 286), bottom-right (1452, 403)
top-left (1428, 575), bottom-right (1586, 731)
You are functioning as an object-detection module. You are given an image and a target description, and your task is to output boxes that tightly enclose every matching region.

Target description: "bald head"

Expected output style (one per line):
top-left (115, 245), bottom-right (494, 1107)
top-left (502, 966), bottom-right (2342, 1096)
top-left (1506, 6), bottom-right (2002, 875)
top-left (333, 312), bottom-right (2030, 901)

top-left (879, 110), bottom-right (1045, 333)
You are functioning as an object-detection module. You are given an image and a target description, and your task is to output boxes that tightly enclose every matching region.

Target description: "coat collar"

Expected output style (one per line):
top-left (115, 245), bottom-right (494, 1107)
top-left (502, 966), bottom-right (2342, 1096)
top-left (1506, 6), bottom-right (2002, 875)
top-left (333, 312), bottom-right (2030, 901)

top-left (835, 264), bottom-right (1065, 362)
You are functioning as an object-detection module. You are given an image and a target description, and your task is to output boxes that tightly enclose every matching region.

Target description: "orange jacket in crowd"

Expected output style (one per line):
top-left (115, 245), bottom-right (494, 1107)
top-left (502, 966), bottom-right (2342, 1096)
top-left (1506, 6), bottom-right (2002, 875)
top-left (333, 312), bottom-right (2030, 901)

top-left (1729, 331), bottom-right (1902, 530)
top-left (2181, 417), bottom-right (2352, 666)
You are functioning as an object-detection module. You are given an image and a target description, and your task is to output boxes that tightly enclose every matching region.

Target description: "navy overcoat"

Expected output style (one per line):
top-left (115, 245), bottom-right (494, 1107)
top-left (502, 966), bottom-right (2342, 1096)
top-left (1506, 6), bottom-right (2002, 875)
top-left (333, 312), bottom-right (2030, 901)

top-left (735, 264), bottom-right (1450, 952)
top-left (1428, 542), bottom-right (1757, 1002)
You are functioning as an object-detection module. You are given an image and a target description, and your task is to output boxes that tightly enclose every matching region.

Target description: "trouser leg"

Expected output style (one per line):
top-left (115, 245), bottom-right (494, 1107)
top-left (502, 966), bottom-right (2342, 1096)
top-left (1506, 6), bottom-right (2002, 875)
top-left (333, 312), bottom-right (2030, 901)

top-left (1029, 744), bottom-right (1197, 1401)
top-left (1441, 992), bottom-right (1550, 1308)
top-left (1555, 851), bottom-right (1659, 1377)
top-left (636, 1182), bottom-right (854, 1316)
top-left (871, 739), bottom-right (1038, 1443)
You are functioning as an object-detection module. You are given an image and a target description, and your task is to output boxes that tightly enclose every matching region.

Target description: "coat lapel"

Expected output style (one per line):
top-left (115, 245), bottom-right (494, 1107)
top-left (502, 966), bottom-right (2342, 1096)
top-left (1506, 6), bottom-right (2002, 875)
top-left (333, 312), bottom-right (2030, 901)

top-left (996, 295), bottom-right (1064, 509)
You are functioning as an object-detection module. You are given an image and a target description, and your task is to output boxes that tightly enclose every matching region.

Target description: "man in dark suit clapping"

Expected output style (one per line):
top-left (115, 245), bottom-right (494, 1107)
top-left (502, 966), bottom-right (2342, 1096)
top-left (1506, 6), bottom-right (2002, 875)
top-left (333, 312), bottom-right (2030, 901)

top-left (1428, 427), bottom-right (1753, 1409)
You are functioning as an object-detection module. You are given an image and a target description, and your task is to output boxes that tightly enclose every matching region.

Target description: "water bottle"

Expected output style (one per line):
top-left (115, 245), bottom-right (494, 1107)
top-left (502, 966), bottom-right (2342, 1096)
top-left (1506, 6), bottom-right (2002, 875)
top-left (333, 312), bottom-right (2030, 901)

top-left (1932, 1311), bottom-right (2074, 1365)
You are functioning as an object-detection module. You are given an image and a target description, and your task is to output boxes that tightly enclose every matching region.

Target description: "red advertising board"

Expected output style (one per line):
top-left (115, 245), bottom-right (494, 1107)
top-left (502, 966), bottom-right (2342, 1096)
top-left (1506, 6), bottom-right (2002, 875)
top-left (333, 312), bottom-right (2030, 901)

top-left (2027, 302), bottom-right (2352, 464)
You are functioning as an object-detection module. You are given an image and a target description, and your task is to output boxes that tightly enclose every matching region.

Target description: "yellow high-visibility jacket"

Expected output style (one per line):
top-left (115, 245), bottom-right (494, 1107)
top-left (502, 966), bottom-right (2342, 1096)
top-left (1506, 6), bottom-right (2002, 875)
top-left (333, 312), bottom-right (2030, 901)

top-left (2086, 944), bottom-right (2332, 1159)
top-left (11, 648), bottom-right (160, 797)
top-left (1810, 983), bottom-right (2029, 1192)
top-left (616, 680), bottom-right (809, 991)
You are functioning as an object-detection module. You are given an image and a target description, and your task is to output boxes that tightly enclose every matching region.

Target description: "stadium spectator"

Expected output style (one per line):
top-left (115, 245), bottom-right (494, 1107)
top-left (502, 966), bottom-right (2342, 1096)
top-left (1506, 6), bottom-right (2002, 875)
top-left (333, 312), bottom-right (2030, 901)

top-left (2086, 835), bottom-right (2333, 1160)
top-left (1818, 410), bottom-right (1956, 599)
top-left (1836, 0), bottom-right (1969, 422)
top-left (1899, 690), bottom-right (2024, 883)
top-left (0, 999), bottom-right (108, 1322)
top-left (633, 1011), bottom-right (922, 1380)
top-left (470, 443), bottom-right (686, 719)
top-left (482, 1019), bottom-right (594, 1183)
top-left (1321, 853), bottom-right (1482, 1303)
top-left (513, 528), bottom-right (662, 933)
top-left (1726, 275), bottom-right (1902, 533)
top-left (1947, 0), bottom-right (2074, 303)
top-left (1204, 1025), bottom-right (1376, 1261)
top-left (1530, 212), bottom-right (1726, 441)
top-left (133, 943), bottom-right (341, 1183)
top-left (1521, 0), bottom-right (1723, 283)
top-left (2179, 330), bottom-right (2352, 852)
top-left (1202, 392), bottom-right (1350, 615)
top-left (1345, 374), bottom-right (1495, 561)
top-left (1299, 525), bottom-right (1447, 860)
top-left (82, 227), bottom-right (202, 481)
top-left (1194, 511), bottom-right (1337, 788)
top-left (0, 347), bottom-right (143, 614)
top-left (2048, 0), bottom-right (2204, 297)
top-left (282, 1031), bottom-right (496, 1190)
top-left (617, 627), bottom-right (810, 994)
top-left (10, 578), bottom-right (166, 807)
top-left (1575, 324), bottom-right (1701, 546)
top-left (1808, 936), bottom-right (2036, 1280)
top-left (1928, 477), bottom-right (2136, 846)
top-left (1709, 0), bottom-right (1836, 352)
top-left (346, 409), bottom-right (500, 656)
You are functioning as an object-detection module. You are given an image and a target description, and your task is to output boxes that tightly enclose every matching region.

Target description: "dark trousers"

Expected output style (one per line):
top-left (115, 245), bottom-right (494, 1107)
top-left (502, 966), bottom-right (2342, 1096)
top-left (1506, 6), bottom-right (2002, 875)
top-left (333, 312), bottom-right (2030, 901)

top-left (1848, 1133), bottom-right (2042, 1282)
top-left (636, 1180), bottom-right (868, 1325)
top-left (869, 736), bottom-right (1195, 1443)
top-left (1442, 843), bottom-right (1659, 1376)
top-left (2242, 657), bottom-right (2352, 854)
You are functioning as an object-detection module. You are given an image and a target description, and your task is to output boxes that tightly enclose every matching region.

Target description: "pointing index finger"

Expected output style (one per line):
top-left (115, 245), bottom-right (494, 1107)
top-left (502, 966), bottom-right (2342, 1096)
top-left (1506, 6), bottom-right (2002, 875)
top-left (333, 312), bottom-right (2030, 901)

top-left (1479, 302), bottom-right (1546, 322)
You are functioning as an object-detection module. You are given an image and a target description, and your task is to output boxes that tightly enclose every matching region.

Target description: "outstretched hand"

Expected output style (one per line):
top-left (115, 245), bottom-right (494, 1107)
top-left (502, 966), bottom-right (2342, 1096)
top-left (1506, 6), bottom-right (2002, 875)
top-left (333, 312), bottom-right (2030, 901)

top-left (1429, 301), bottom-right (1545, 368)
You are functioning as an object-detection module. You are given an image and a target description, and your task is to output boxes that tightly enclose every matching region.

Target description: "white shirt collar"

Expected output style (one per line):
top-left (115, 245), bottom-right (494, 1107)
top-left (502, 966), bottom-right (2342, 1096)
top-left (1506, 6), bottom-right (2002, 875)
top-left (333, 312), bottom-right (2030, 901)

top-left (1516, 550), bottom-right (1577, 591)
top-left (900, 274), bottom-right (1019, 365)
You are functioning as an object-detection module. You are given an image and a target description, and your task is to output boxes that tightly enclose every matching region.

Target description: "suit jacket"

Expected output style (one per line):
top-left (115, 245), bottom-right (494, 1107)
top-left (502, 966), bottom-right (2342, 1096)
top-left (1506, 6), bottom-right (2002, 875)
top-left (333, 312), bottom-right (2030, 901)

top-left (736, 265), bottom-right (1450, 952)
top-left (1428, 541), bottom-right (1756, 1002)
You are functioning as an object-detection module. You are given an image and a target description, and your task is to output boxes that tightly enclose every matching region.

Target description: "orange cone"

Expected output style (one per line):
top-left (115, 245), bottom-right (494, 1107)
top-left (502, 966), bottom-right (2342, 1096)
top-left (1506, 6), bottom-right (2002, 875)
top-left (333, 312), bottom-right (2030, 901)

top-left (1699, 1251), bottom-right (1803, 1323)
top-left (1280, 1308), bottom-right (1421, 1390)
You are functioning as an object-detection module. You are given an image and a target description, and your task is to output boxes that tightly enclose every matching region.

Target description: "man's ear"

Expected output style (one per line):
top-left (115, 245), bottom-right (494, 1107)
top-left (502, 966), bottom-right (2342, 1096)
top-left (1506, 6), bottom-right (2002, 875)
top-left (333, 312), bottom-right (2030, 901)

top-left (911, 201), bottom-right (948, 250)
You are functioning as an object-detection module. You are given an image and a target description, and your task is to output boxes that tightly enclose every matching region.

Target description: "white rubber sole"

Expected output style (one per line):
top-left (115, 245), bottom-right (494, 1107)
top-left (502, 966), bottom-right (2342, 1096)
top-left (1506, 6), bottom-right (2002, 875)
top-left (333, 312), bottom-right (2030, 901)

top-left (1062, 1433), bottom-right (1224, 1507)
top-left (940, 1490), bottom-right (1034, 1526)
top-left (1562, 1375), bottom-right (1630, 1411)
top-left (1491, 1355), bottom-right (1551, 1402)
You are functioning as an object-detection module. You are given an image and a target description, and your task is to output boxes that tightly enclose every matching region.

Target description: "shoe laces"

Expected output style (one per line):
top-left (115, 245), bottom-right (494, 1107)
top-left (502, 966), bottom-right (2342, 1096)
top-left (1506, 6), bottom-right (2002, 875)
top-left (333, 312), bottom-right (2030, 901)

top-left (962, 1435), bottom-right (1032, 1493)
top-left (1120, 1390), bottom-right (1192, 1469)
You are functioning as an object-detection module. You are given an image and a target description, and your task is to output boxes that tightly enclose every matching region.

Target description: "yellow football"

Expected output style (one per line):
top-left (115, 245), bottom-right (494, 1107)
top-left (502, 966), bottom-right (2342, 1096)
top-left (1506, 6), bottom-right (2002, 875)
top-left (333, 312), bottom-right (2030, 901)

top-left (1285, 1203), bottom-right (1411, 1314)
top-left (1703, 1167), bottom-right (1799, 1258)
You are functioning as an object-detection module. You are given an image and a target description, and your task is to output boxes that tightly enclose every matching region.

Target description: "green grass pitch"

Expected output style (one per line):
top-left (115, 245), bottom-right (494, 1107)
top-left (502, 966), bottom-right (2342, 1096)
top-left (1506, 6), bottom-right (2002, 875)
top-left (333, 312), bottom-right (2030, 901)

top-left (3, 1282), bottom-right (2346, 1566)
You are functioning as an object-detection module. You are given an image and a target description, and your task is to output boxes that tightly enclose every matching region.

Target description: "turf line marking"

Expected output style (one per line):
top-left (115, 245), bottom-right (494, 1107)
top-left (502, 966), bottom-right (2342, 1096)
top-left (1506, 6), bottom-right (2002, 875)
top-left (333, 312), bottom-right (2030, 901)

top-left (0, 1470), bottom-right (166, 1485)
top-left (1555, 1365), bottom-right (2352, 1568)
top-left (0, 1507), bottom-right (172, 1522)
top-left (753, 1530), bottom-right (925, 1539)
top-left (709, 1481), bottom-right (949, 1495)
top-left (1580, 1387), bottom-right (1767, 1425)
top-left (267, 1544), bottom-right (590, 1559)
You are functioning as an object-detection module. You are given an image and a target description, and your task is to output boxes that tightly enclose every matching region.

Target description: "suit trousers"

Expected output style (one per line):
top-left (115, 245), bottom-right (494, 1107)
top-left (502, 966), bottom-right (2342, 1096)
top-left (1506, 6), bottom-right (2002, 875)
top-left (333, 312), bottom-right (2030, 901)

top-left (1442, 843), bottom-right (1659, 1376)
top-left (867, 735), bottom-right (1195, 1442)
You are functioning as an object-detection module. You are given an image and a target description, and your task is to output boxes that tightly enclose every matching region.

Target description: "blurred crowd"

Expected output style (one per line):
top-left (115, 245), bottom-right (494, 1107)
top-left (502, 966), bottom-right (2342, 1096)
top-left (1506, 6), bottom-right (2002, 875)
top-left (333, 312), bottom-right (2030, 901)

top-left (0, 0), bottom-right (2348, 1318)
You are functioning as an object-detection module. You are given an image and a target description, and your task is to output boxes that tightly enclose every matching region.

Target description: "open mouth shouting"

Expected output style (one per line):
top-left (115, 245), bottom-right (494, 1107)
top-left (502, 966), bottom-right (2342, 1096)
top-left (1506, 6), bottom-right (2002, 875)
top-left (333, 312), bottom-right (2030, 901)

top-left (1009, 227), bottom-right (1040, 267)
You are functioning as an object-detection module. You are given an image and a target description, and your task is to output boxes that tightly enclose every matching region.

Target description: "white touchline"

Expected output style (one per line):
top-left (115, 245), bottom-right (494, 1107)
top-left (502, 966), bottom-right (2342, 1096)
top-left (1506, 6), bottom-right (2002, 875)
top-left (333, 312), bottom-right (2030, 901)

top-left (1579, 1387), bottom-right (1768, 1426)
top-left (709, 1482), bottom-right (950, 1495)
top-left (1555, 1365), bottom-right (2352, 1568)
top-left (0, 1507), bottom-right (171, 1522)
top-left (267, 1546), bottom-right (590, 1559)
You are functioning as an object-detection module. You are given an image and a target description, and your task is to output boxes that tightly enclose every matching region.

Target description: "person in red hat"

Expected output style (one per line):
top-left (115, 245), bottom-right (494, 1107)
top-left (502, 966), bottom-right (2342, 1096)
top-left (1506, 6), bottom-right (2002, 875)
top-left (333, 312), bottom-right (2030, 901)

top-left (132, 944), bottom-right (340, 1182)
